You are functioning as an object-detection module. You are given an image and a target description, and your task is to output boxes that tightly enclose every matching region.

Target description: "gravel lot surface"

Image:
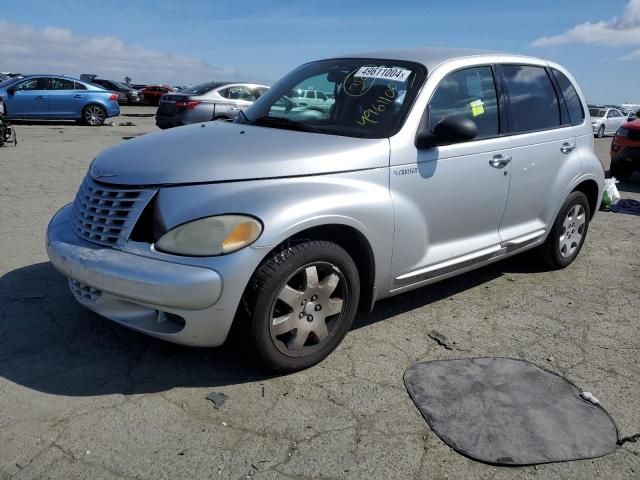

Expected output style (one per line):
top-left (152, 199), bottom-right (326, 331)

top-left (1, 108), bottom-right (639, 479)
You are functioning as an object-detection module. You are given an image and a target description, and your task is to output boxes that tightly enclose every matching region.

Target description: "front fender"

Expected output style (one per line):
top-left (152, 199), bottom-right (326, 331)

top-left (153, 168), bottom-right (394, 296)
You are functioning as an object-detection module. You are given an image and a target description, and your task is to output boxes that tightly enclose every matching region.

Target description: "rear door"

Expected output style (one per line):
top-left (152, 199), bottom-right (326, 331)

top-left (49, 78), bottom-right (86, 117)
top-left (4, 77), bottom-right (49, 117)
top-left (498, 64), bottom-right (581, 245)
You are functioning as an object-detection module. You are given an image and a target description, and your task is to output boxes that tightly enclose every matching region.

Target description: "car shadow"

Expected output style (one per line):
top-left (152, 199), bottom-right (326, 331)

top-left (0, 255), bottom-right (540, 397)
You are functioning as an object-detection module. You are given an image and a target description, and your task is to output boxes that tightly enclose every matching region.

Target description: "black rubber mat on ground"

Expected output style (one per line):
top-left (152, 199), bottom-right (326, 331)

top-left (405, 358), bottom-right (619, 466)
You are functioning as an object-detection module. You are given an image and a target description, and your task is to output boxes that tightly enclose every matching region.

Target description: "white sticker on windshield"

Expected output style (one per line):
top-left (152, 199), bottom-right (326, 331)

top-left (354, 66), bottom-right (411, 82)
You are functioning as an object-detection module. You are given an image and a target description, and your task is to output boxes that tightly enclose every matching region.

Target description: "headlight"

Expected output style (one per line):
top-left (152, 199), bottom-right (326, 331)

top-left (615, 127), bottom-right (628, 138)
top-left (155, 215), bottom-right (262, 256)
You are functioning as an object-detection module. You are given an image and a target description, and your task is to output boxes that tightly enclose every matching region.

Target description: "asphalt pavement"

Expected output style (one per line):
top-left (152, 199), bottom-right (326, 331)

top-left (0, 108), bottom-right (638, 479)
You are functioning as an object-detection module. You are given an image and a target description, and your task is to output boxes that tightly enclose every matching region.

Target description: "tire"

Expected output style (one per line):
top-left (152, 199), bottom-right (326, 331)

top-left (245, 240), bottom-right (360, 371)
top-left (82, 104), bottom-right (106, 126)
top-left (596, 125), bottom-right (605, 138)
top-left (610, 159), bottom-right (633, 181)
top-left (539, 191), bottom-right (591, 269)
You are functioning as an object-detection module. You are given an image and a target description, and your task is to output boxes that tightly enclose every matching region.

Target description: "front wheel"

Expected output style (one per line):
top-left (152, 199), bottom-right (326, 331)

top-left (539, 191), bottom-right (591, 269)
top-left (245, 240), bottom-right (360, 371)
top-left (596, 125), bottom-right (605, 138)
top-left (82, 104), bottom-right (106, 126)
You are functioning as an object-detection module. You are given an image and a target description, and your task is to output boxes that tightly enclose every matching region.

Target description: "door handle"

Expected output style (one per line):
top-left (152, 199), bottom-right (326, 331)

top-left (73, 94), bottom-right (84, 98)
top-left (36, 95), bottom-right (46, 100)
top-left (560, 142), bottom-right (576, 154)
top-left (489, 155), bottom-right (511, 168)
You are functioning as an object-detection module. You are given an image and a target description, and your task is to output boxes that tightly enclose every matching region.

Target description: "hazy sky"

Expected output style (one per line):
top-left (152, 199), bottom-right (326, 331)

top-left (2, 0), bottom-right (640, 103)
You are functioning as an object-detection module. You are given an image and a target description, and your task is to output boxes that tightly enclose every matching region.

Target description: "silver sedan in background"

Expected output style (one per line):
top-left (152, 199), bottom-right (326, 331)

top-left (155, 81), bottom-right (268, 129)
top-left (589, 106), bottom-right (627, 137)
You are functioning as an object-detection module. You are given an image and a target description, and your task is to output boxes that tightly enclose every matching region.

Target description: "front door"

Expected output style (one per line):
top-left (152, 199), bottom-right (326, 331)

top-left (5, 77), bottom-right (49, 117)
top-left (390, 66), bottom-right (511, 289)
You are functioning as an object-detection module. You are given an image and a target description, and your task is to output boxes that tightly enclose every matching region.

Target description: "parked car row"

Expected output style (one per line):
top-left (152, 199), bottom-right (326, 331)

top-left (154, 83), bottom-right (342, 129)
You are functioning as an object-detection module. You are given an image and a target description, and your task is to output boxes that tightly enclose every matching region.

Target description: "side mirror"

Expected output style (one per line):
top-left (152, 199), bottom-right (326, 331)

top-left (6, 87), bottom-right (16, 95)
top-left (415, 115), bottom-right (478, 149)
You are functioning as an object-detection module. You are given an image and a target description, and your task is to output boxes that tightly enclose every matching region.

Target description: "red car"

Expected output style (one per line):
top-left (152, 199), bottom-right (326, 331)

top-left (141, 85), bottom-right (174, 106)
top-left (610, 118), bottom-right (640, 180)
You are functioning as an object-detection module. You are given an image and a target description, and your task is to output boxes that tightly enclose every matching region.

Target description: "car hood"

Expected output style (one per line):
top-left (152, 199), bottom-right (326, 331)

top-left (90, 121), bottom-right (390, 186)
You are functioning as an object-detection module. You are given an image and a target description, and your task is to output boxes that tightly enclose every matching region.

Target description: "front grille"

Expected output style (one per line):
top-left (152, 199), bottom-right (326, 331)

top-left (71, 175), bottom-right (155, 248)
top-left (69, 279), bottom-right (102, 302)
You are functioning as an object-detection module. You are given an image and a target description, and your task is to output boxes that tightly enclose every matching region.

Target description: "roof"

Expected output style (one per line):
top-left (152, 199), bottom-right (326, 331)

top-left (334, 47), bottom-right (542, 71)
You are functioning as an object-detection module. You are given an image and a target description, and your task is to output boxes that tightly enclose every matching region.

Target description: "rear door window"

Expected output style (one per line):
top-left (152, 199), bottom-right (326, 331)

top-left (50, 78), bottom-right (75, 90)
top-left (429, 66), bottom-right (499, 139)
top-left (228, 86), bottom-right (256, 101)
top-left (502, 65), bottom-right (560, 133)
top-left (551, 69), bottom-right (584, 126)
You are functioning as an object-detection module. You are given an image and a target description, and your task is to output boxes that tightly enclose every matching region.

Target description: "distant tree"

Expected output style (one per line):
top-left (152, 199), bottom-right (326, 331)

top-left (124, 76), bottom-right (132, 85)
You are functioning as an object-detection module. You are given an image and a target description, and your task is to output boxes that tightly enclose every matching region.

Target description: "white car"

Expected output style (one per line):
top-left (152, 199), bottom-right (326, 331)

top-left (589, 107), bottom-right (626, 138)
top-left (289, 89), bottom-right (334, 112)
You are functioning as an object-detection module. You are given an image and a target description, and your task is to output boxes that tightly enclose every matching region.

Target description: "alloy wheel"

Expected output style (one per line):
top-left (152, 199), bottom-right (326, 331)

top-left (269, 262), bottom-right (347, 357)
top-left (84, 105), bottom-right (105, 126)
top-left (559, 204), bottom-right (586, 258)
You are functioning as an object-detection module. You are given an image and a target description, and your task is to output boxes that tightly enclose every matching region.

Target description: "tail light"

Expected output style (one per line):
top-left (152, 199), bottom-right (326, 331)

top-left (108, 93), bottom-right (118, 101)
top-left (175, 100), bottom-right (201, 110)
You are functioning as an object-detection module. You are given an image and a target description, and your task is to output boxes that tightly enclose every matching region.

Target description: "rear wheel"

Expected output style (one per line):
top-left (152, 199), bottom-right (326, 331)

top-left (245, 240), bottom-right (360, 371)
top-left (539, 191), bottom-right (590, 269)
top-left (82, 104), bottom-right (106, 126)
top-left (610, 159), bottom-right (633, 181)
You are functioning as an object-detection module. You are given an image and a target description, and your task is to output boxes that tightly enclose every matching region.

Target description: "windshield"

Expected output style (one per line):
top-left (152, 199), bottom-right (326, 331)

top-left (180, 81), bottom-right (221, 95)
top-left (589, 108), bottom-right (606, 118)
top-left (243, 58), bottom-right (426, 138)
top-left (112, 81), bottom-right (132, 90)
top-left (0, 77), bottom-right (20, 89)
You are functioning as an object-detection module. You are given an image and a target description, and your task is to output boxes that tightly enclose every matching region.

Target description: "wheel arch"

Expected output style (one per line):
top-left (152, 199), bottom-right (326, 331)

top-left (256, 223), bottom-right (376, 312)
top-left (571, 179), bottom-right (599, 219)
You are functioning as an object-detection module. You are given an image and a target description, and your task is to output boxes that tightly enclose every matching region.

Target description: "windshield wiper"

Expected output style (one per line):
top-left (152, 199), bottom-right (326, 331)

top-left (250, 115), bottom-right (319, 132)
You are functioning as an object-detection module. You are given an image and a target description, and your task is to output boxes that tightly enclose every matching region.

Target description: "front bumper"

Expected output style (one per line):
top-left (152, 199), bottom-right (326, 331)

top-left (46, 204), bottom-right (232, 346)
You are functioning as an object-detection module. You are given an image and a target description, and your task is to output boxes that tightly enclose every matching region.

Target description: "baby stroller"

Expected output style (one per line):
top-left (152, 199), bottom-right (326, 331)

top-left (0, 99), bottom-right (17, 147)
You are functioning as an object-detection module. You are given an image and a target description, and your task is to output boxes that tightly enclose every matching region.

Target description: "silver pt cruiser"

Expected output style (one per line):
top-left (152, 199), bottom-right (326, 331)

top-left (47, 48), bottom-right (604, 371)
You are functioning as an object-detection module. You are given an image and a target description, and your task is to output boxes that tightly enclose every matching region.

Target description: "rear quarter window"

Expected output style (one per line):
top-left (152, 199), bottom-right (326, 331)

top-left (551, 69), bottom-right (584, 126)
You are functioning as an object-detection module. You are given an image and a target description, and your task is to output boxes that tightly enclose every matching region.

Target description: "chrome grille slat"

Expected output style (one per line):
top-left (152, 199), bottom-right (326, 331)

top-left (71, 175), bottom-right (155, 247)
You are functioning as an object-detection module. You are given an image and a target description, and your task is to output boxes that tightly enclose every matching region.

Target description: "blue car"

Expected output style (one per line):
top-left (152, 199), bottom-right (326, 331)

top-left (0, 75), bottom-right (120, 126)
